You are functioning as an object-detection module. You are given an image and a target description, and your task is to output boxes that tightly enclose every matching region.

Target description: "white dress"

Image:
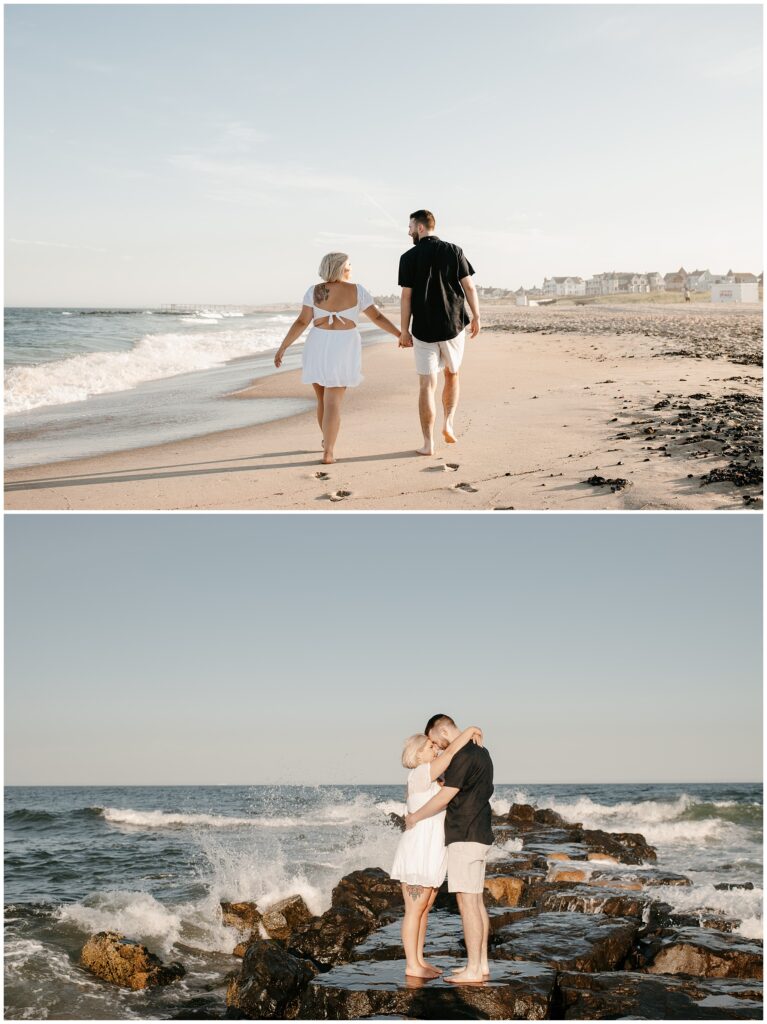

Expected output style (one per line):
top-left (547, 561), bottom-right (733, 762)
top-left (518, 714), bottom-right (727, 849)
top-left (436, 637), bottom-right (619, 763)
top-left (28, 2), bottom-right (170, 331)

top-left (301, 282), bottom-right (375, 388)
top-left (390, 763), bottom-right (448, 888)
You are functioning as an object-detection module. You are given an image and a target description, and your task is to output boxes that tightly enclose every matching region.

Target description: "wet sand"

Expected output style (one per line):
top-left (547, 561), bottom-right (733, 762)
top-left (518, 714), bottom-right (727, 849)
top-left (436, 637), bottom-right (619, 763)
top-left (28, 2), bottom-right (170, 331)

top-left (5, 303), bottom-right (762, 511)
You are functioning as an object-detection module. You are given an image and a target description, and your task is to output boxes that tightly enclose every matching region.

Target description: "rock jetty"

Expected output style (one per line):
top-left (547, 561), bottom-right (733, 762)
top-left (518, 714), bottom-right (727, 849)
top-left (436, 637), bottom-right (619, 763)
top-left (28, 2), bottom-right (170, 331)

top-left (82, 802), bottom-right (763, 1018)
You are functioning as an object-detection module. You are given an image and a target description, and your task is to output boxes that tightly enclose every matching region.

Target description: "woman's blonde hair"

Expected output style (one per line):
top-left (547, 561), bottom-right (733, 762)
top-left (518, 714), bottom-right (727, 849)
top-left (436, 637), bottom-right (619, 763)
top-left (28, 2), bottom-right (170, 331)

top-left (402, 733), bottom-right (428, 770)
top-left (314, 252), bottom-right (350, 305)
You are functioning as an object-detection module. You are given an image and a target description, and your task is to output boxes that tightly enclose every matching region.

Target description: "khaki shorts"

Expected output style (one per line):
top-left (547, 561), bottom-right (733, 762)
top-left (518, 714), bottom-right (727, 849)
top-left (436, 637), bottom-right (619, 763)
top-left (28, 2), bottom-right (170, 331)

top-left (413, 331), bottom-right (465, 376)
top-left (447, 842), bottom-right (491, 894)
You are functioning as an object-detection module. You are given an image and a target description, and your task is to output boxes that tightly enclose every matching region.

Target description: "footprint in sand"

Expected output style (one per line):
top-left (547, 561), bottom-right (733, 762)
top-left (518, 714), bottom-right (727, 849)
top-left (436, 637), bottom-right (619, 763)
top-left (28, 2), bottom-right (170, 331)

top-left (454, 482), bottom-right (478, 493)
top-left (327, 490), bottom-right (353, 502)
top-left (314, 471), bottom-right (330, 481)
top-left (427, 463), bottom-right (460, 473)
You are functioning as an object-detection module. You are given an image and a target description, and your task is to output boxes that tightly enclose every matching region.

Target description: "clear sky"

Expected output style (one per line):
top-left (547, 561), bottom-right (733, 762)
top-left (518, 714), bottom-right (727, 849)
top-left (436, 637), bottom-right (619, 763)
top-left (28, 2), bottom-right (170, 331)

top-left (4, 4), bottom-right (762, 306)
top-left (4, 513), bottom-right (762, 785)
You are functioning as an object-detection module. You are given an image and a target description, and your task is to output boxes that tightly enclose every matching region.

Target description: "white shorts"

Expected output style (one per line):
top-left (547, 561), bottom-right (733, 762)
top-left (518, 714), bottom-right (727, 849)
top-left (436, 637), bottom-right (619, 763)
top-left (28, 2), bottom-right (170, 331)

top-left (413, 331), bottom-right (465, 376)
top-left (447, 842), bottom-right (491, 894)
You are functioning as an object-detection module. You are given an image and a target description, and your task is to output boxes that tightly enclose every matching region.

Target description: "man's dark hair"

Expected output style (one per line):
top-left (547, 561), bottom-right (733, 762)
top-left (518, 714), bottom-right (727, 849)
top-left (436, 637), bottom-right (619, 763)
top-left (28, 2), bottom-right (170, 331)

top-left (410, 209), bottom-right (436, 231)
top-left (424, 713), bottom-right (455, 735)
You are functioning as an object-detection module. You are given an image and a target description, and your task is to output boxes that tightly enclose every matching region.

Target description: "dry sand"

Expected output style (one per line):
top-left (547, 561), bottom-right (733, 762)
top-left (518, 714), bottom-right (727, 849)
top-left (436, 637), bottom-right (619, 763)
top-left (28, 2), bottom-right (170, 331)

top-left (5, 303), bottom-right (762, 512)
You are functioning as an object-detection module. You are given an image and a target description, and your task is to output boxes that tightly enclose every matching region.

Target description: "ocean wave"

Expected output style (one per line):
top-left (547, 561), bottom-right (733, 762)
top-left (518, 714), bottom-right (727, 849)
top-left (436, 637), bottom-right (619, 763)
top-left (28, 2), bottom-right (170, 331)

top-left (7, 806), bottom-right (103, 824)
top-left (4, 327), bottom-right (287, 414)
top-left (525, 793), bottom-right (760, 846)
top-left (660, 881), bottom-right (764, 935)
top-left (103, 808), bottom-right (259, 828)
top-left (56, 890), bottom-right (186, 958)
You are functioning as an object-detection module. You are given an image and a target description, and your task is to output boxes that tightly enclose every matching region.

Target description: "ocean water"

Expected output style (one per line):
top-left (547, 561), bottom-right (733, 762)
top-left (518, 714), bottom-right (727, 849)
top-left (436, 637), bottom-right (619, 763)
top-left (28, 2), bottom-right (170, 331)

top-left (4, 782), bottom-right (762, 1020)
top-left (4, 308), bottom-right (384, 468)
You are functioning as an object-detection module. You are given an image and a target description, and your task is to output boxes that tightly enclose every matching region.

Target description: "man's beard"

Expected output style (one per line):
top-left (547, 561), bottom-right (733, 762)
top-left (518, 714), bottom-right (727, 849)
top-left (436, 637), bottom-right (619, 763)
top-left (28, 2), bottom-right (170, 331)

top-left (411, 235), bottom-right (420, 246)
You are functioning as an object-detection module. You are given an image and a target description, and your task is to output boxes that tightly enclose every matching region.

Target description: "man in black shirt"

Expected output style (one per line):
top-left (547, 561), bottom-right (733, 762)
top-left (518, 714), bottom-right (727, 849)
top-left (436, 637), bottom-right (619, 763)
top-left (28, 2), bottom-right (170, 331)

top-left (398, 210), bottom-right (481, 457)
top-left (404, 713), bottom-right (494, 984)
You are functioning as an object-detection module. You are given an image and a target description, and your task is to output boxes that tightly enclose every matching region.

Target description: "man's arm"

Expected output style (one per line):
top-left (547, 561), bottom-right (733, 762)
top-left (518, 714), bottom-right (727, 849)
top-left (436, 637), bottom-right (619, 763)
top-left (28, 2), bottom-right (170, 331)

top-left (399, 287), bottom-right (413, 347)
top-left (404, 785), bottom-right (458, 830)
top-left (460, 276), bottom-right (481, 338)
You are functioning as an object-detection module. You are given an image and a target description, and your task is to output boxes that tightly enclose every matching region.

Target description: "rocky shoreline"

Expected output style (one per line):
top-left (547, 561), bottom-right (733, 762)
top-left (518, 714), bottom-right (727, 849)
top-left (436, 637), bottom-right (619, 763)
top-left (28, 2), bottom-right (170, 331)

top-left (77, 801), bottom-right (763, 1019)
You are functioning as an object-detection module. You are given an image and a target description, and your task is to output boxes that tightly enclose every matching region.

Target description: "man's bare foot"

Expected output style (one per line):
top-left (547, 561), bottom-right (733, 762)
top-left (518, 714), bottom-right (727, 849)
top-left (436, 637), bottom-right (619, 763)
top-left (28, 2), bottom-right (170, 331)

top-left (442, 427), bottom-right (457, 444)
top-left (445, 969), bottom-right (485, 985)
top-left (405, 964), bottom-right (437, 978)
top-left (416, 443), bottom-right (434, 456)
top-left (321, 451), bottom-right (335, 465)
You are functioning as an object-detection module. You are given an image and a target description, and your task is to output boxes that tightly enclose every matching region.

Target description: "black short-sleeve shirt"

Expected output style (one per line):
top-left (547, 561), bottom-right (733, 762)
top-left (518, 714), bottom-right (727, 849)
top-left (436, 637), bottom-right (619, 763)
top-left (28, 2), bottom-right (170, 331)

top-left (398, 236), bottom-right (475, 343)
top-left (442, 744), bottom-right (494, 846)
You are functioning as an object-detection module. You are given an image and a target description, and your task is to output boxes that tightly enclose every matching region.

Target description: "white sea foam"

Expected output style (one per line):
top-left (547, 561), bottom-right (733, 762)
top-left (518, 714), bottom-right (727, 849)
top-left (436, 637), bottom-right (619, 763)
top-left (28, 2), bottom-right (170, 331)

top-left (659, 881), bottom-right (763, 936)
top-left (57, 890), bottom-right (186, 958)
top-left (103, 808), bottom-right (259, 828)
top-left (4, 327), bottom-right (287, 414)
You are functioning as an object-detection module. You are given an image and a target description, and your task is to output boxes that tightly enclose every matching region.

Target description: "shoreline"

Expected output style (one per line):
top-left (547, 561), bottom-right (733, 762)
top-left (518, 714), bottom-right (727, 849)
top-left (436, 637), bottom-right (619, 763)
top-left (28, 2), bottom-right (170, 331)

top-left (5, 303), bottom-right (762, 511)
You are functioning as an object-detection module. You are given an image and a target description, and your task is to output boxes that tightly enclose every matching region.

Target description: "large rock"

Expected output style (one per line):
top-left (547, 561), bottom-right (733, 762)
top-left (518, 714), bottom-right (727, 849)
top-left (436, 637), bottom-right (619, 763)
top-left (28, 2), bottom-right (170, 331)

top-left (648, 927), bottom-right (763, 980)
top-left (531, 882), bottom-right (652, 920)
top-left (220, 901), bottom-right (261, 933)
top-left (80, 931), bottom-right (185, 990)
top-left (493, 911), bottom-right (637, 973)
top-left (301, 956), bottom-right (557, 1020)
top-left (226, 938), bottom-right (316, 1019)
top-left (571, 826), bottom-right (657, 864)
top-left (556, 970), bottom-right (762, 1020)
top-left (331, 868), bottom-right (402, 920)
top-left (262, 895), bottom-right (313, 942)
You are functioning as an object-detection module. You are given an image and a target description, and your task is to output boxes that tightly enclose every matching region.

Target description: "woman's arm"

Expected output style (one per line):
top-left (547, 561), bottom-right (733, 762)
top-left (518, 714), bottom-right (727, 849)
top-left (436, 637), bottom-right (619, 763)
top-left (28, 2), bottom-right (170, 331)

top-left (362, 304), bottom-right (400, 339)
top-left (399, 287), bottom-right (413, 347)
top-left (428, 726), bottom-right (483, 782)
top-left (274, 306), bottom-right (313, 367)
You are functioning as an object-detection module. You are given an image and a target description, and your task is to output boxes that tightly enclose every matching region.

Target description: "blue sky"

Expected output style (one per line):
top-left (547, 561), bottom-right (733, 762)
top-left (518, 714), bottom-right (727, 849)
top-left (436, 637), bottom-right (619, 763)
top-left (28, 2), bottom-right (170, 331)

top-left (5, 4), bottom-right (762, 305)
top-left (4, 513), bottom-right (762, 785)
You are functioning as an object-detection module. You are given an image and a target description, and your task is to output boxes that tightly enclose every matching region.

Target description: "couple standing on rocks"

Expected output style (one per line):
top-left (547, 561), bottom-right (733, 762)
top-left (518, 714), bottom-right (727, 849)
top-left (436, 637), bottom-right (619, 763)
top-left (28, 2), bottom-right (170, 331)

top-left (390, 713), bottom-right (494, 984)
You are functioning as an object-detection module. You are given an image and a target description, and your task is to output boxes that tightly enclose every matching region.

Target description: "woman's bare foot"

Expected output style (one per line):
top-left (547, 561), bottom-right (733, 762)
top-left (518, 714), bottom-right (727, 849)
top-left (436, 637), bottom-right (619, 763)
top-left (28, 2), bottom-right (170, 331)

top-left (418, 961), bottom-right (442, 977)
top-left (405, 964), bottom-right (437, 978)
top-left (416, 443), bottom-right (434, 456)
top-left (321, 451), bottom-right (335, 465)
top-left (445, 968), bottom-right (485, 985)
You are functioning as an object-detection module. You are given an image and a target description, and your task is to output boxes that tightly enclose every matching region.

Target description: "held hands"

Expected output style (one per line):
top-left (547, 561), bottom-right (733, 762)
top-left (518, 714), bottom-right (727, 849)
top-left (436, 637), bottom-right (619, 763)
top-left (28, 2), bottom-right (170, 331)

top-left (398, 331), bottom-right (414, 349)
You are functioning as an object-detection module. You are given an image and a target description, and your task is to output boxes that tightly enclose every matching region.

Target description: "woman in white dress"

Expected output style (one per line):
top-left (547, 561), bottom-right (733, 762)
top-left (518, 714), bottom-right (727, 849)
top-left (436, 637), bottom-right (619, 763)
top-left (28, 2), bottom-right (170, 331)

top-left (273, 252), bottom-right (401, 465)
top-left (390, 726), bottom-right (483, 978)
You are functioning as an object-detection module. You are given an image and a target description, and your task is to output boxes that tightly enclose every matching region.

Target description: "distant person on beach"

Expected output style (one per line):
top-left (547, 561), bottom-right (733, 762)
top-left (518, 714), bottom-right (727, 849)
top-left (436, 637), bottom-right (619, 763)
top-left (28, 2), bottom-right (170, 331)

top-left (398, 211), bottom-right (481, 456)
top-left (404, 713), bottom-right (494, 984)
top-left (274, 253), bottom-right (400, 464)
top-left (390, 725), bottom-right (484, 978)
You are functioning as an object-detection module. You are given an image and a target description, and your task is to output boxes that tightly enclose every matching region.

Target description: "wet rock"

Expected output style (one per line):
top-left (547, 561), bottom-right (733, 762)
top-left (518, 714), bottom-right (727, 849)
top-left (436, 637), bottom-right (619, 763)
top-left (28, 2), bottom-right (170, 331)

top-left (569, 826), bottom-right (657, 864)
top-left (556, 970), bottom-right (763, 1020)
top-left (387, 812), bottom-right (405, 831)
top-left (648, 927), bottom-right (763, 980)
top-left (716, 882), bottom-right (755, 891)
top-left (484, 875), bottom-right (525, 906)
top-left (300, 956), bottom-right (557, 1020)
top-left (494, 911), bottom-right (638, 972)
top-left (533, 807), bottom-right (572, 827)
top-left (532, 882), bottom-right (652, 920)
top-left (226, 939), bottom-right (316, 1019)
top-left (507, 802), bottom-right (537, 825)
top-left (551, 868), bottom-right (588, 884)
top-left (221, 901), bottom-right (262, 933)
top-left (331, 868), bottom-right (402, 921)
top-left (80, 931), bottom-right (185, 990)
top-left (262, 895), bottom-right (313, 942)
top-left (289, 906), bottom-right (376, 968)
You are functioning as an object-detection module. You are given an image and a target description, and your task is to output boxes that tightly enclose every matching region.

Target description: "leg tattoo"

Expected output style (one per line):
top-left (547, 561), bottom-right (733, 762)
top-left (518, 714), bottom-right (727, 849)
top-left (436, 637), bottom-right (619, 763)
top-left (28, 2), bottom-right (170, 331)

top-left (407, 885), bottom-right (424, 902)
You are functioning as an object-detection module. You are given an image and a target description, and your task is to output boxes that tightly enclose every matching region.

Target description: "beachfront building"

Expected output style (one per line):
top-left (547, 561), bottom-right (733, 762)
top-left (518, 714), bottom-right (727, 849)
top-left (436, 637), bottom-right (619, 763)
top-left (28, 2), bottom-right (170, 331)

top-left (646, 273), bottom-right (665, 291)
top-left (687, 269), bottom-right (719, 291)
top-left (711, 280), bottom-right (759, 303)
top-left (725, 270), bottom-right (759, 285)
top-left (664, 267), bottom-right (689, 292)
top-left (585, 272), bottom-right (660, 295)
top-left (543, 276), bottom-right (586, 297)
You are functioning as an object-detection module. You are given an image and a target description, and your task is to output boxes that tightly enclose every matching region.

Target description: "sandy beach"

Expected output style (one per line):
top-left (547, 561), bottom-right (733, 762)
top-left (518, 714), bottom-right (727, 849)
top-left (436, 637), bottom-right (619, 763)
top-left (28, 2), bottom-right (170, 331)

top-left (5, 303), bottom-right (762, 512)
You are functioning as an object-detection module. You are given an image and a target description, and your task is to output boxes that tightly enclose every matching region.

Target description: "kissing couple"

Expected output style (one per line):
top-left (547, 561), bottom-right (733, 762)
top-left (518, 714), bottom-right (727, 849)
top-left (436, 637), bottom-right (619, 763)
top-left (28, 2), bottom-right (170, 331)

top-left (273, 210), bottom-right (480, 465)
top-left (389, 713), bottom-right (494, 984)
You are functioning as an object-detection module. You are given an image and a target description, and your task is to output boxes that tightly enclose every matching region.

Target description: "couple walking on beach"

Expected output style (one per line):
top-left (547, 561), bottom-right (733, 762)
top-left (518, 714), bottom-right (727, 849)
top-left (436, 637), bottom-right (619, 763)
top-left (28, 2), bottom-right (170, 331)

top-left (390, 714), bottom-right (494, 984)
top-left (273, 210), bottom-right (480, 465)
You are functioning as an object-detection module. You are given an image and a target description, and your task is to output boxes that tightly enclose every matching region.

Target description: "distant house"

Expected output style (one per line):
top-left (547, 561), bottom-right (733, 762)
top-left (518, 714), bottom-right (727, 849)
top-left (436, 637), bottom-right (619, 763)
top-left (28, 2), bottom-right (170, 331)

top-left (543, 276), bottom-right (586, 297)
top-left (687, 269), bottom-right (717, 291)
top-left (646, 273), bottom-right (665, 291)
top-left (664, 267), bottom-right (688, 291)
top-left (725, 270), bottom-right (758, 284)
